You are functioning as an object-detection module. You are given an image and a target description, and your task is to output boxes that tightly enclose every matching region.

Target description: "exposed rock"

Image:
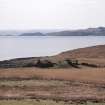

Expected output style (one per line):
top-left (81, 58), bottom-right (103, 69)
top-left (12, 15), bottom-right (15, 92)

top-left (35, 59), bottom-right (54, 68)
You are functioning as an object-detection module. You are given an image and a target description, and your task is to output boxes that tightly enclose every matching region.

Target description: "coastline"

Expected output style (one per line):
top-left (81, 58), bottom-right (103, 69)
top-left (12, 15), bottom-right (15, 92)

top-left (0, 44), bottom-right (105, 68)
top-left (0, 45), bottom-right (105, 104)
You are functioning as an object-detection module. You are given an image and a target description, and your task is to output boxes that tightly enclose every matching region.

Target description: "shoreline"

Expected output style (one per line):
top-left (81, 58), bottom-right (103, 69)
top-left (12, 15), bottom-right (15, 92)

top-left (0, 44), bottom-right (105, 104)
top-left (0, 44), bottom-right (105, 68)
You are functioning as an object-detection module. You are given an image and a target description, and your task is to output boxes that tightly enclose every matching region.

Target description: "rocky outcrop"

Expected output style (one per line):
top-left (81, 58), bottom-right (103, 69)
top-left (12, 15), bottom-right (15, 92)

top-left (0, 58), bottom-right (80, 68)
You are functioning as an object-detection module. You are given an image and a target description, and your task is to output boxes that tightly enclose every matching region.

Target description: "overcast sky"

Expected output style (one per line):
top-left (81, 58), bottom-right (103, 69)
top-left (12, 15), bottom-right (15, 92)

top-left (0, 0), bottom-right (105, 30)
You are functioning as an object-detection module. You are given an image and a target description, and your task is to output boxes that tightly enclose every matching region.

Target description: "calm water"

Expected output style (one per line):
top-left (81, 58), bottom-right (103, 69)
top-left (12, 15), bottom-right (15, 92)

top-left (0, 36), bottom-right (105, 61)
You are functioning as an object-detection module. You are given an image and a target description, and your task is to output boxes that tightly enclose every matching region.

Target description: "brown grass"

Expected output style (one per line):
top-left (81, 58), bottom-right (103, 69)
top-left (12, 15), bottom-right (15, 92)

top-left (0, 67), bottom-right (105, 102)
top-left (0, 45), bottom-right (105, 102)
top-left (0, 67), bottom-right (105, 83)
top-left (58, 45), bottom-right (105, 59)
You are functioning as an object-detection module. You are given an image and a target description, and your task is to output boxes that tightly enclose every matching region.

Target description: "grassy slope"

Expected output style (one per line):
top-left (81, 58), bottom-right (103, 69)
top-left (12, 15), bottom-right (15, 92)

top-left (58, 45), bottom-right (105, 59)
top-left (51, 45), bottom-right (105, 67)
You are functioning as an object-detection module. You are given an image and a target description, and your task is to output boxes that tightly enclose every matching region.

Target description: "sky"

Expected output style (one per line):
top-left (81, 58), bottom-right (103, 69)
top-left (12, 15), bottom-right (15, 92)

top-left (0, 0), bottom-right (105, 30)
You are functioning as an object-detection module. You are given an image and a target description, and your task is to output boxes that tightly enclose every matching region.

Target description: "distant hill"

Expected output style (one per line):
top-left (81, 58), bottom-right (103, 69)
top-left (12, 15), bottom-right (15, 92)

top-left (47, 27), bottom-right (105, 36)
top-left (0, 27), bottom-right (105, 36)
top-left (20, 32), bottom-right (45, 36)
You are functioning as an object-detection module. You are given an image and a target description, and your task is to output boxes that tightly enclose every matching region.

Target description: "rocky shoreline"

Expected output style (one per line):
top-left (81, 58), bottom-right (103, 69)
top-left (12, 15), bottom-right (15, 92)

top-left (1, 45), bottom-right (105, 68)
